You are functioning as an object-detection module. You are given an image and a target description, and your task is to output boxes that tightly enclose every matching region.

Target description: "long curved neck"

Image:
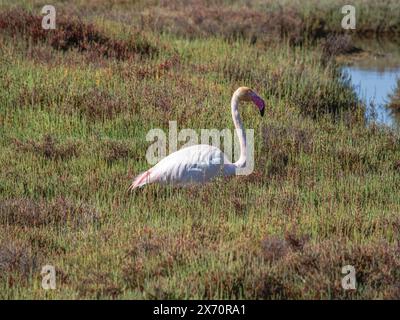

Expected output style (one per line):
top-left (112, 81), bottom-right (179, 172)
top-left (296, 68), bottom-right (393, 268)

top-left (231, 93), bottom-right (246, 168)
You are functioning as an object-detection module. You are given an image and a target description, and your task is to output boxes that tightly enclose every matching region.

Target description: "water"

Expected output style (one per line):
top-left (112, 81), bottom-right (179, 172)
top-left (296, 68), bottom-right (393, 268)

top-left (343, 66), bottom-right (400, 126)
top-left (342, 40), bottom-right (400, 128)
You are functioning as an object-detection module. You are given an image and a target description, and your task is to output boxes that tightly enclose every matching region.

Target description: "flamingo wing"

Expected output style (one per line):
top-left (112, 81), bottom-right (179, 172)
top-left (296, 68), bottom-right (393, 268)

top-left (129, 144), bottom-right (226, 190)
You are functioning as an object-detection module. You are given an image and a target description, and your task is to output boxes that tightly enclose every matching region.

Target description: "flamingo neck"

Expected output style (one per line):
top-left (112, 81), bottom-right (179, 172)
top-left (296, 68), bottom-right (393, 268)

top-left (231, 93), bottom-right (246, 169)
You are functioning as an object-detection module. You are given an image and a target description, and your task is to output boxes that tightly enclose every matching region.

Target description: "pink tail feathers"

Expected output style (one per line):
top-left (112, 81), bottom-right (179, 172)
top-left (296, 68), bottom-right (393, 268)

top-left (128, 170), bottom-right (151, 191)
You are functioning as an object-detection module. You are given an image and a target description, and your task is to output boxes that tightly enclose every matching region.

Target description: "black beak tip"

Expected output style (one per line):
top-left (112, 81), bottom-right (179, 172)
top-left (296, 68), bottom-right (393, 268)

top-left (260, 107), bottom-right (265, 117)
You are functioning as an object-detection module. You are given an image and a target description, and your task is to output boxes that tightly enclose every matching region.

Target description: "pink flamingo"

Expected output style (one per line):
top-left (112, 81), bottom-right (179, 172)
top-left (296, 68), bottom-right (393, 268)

top-left (129, 87), bottom-right (265, 190)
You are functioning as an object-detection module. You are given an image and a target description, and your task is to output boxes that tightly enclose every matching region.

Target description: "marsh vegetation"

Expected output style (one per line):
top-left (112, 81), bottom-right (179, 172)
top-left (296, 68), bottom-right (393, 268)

top-left (0, 0), bottom-right (399, 299)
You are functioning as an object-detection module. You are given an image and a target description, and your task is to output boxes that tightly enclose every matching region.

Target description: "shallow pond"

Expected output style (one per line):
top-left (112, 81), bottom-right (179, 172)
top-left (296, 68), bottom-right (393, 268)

top-left (341, 40), bottom-right (400, 129)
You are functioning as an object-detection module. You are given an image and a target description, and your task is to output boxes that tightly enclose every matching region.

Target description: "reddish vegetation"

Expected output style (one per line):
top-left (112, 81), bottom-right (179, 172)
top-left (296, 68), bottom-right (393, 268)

top-left (261, 236), bottom-right (289, 261)
top-left (261, 124), bottom-right (314, 178)
top-left (12, 134), bottom-right (79, 160)
top-left (0, 9), bottom-right (158, 60)
top-left (257, 233), bottom-right (400, 299)
top-left (0, 240), bottom-right (40, 282)
top-left (77, 270), bottom-right (122, 299)
top-left (261, 232), bottom-right (310, 262)
top-left (103, 140), bottom-right (132, 163)
top-left (119, 227), bottom-right (400, 299)
top-left (322, 34), bottom-right (362, 58)
top-left (0, 197), bottom-right (101, 227)
top-left (122, 227), bottom-right (212, 295)
top-left (142, 4), bottom-right (314, 45)
top-left (141, 1), bottom-right (400, 44)
top-left (71, 88), bottom-right (129, 121)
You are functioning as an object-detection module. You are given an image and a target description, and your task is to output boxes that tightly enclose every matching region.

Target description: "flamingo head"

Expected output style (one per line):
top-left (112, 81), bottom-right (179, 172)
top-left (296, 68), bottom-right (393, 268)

top-left (234, 87), bottom-right (265, 117)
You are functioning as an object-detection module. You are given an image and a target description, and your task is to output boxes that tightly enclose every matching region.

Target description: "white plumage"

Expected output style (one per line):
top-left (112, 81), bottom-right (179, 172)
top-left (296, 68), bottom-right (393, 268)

top-left (130, 145), bottom-right (226, 188)
top-left (129, 87), bottom-right (265, 190)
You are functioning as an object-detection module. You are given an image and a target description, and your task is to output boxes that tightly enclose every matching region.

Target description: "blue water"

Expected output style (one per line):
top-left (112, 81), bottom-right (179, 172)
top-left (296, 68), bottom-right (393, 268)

top-left (343, 66), bottom-right (400, 127)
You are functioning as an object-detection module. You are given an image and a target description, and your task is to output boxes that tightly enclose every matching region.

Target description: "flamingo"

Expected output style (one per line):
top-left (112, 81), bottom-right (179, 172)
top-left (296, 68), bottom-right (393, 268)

top-left (128, 87), bottom-right (265, 190)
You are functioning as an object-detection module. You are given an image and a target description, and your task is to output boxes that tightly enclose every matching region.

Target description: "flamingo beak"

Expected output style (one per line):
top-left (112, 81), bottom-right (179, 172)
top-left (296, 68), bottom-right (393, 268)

top-left (259, 105), bottom-right (265, 117)
top-left (250, 92), bottom-right (265, 117)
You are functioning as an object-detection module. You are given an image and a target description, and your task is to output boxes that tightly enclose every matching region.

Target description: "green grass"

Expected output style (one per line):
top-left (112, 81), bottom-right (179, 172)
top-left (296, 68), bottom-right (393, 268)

top-left (0, 1), bottom-right (399, 299)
